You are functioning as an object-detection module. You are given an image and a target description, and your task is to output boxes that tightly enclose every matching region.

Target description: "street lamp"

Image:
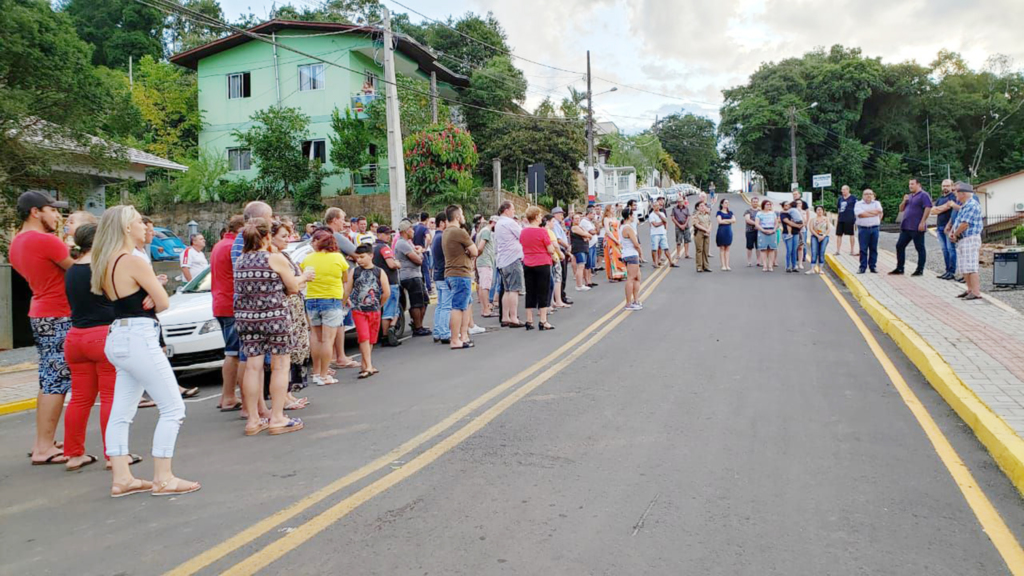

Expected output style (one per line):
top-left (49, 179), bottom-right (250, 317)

top-left (789, 101), bottom-right (818, 190)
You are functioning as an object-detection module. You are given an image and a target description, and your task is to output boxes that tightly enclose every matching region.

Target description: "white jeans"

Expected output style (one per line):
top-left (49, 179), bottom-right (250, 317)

top-left (104, 318), bottom-right (185, 459)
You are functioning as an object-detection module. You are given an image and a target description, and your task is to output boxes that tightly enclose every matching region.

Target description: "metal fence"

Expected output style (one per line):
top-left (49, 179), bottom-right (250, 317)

top-left (983, 213), bottom-right (1024, 243)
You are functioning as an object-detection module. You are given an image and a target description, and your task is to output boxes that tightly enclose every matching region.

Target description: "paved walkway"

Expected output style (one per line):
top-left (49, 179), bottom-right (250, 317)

top-left (831, 249), bottom-right (1024, 436)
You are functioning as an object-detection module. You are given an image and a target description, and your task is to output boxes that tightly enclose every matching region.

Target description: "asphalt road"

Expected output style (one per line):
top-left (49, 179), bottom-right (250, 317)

top-left (2, 195), bottom-right (1023, 575)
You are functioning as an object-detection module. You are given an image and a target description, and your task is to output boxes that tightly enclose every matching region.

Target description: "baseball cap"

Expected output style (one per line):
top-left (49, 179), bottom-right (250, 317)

top-left (377, 225), bottom-right (393, 235)
top-left (489, 215), bottom-right (499, 223)
top-left (551, 207), bottom-right (564, 215)
top-left (398, 220), bottom-right (413, 232)
top-left (18, 191), bottom-right (68, 213)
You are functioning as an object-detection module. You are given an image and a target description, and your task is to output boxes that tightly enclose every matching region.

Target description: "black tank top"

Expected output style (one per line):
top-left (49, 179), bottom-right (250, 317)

top-left (65, 263), bottom-right (115, 329)
top-left (110, 254), bottom-right (157, 320)
top-left (571, 230), bottom-right (589, 254)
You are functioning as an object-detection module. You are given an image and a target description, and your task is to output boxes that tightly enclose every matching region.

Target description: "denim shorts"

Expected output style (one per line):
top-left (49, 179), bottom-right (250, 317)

top-left (305, 298), bottom-right (344, 328)
top-left (587, 246), bottom-right (598, 269)
top-left (381, 291), bottom-right (400, 320)
top-left (574, 252), bottom-right (587, 264)
top-left (622, 255), bottom-right (639, 265)
top-left (650, 234), bottom-right (669, 251)
top-left (216, 316), bottom-right (240, 356)
top-left (448, 276), bottom-right (473, 311)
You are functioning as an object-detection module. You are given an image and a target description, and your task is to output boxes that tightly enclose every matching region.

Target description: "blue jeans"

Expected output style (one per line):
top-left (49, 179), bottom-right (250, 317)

top-left (489, 267), bottom-right (503, 302)
top-left (937, 228), bottom-right (957, 275)
top-left (895, 229), bottom-right (926, 273)
top-left (859, 226), bottom-right (879, 272)
top-left (421, 252), bottom-right (433, 292)
top-left (810, 235), bottom-right (829, 265)
top-left (432, 279), bottom-right (452, 339)
top-left (784, 234), bottom-right (799, 269)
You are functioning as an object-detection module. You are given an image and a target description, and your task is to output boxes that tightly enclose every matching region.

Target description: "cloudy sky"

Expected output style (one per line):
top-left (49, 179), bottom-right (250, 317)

top-left (220, 0), bottom-right (1022, 185)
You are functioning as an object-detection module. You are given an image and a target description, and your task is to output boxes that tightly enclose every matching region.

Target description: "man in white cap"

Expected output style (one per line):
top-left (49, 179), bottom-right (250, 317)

top-left (948, 181), bottom-right (983, 300)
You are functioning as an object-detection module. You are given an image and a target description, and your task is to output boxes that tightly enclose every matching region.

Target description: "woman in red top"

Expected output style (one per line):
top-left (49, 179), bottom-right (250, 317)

top-left (518, 206), bottom-right (556, 331)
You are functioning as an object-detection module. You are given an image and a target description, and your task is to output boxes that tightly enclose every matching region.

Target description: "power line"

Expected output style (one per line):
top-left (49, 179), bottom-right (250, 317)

top-left (139, 0), bottom-right (581, 124)
top-left (385, 0), bottom-right (721, 107)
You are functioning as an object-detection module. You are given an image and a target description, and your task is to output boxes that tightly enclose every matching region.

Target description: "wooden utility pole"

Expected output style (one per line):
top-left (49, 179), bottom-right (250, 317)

top-left (430, 71), bottom-right (438, 124)
top-left (789, 105), bottom-right (798, 190)
top-left (382, 7), bottom-right (407, 228)
top-left (587, 51), bottom-right (594, 173)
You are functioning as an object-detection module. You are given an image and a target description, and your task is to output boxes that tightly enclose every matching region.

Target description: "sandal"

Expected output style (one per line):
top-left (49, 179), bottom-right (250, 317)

top-left (31, 452), bottom-right (68, 466)
top-left (218, 401), bottom-right (242, 412)
top-left (284, 401), bottom-right (306, 410)
top-left (66, 454), bottom-right (98, 471)
top-left (138, 398), bottom-right (156, 409)
top-left (106, 454), bottom-right (143, 470)
top-left (358, 370), bottom-right (373, 379)
top-left (539, 323), bottom-right (556, 331)
top-left (269, 417), bottom-right (304, 435)
top-left (152, 477), bottom-right (201, 497)
top-left (964, 294), bottom-right (983, 301)
top-left (244, 418), bottom-right (270, 436)
top-left (111, 478), bottom-right (153, 498)
top-left (181, 387), bottom-right (200, 399)
top-left (26, 441), bottom-right (64, 458)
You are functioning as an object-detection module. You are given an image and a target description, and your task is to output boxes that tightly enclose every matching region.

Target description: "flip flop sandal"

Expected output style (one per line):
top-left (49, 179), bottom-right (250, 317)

top-left (450, 342), bottom-right (474, 350)
top-left (152, 478), bottom-right (201, 497)
top-left (107, 454), bottom-right (143, 470)
top-left (218, 401), bottom-right (243, 412)
top-left (340, 360), bottom-right (360, 369)
top-left (244, 418), bottom-right (270, 436)
top-left (111, 478), bottom-right (153, 498)
top-left (269, 418), bottom-right (304, 435)
top-left (181, 387), bottom-right (200, 399)
top-left (66, 454), bottom-right (98, 471)
top-left (284, 401), bottom-right (306, 410)
top-left (26, 440), bottom-right (63, 458)
top-left (964, 294), bottom-right (983, 301)
top-left (358, 370), bottom-right (373, 379)
top-left (369, 369), bottom-right (380, 376)
top-left (138, 399), bottom-right (157, 408)
top-left (31, 452), bottom-right (68, 465)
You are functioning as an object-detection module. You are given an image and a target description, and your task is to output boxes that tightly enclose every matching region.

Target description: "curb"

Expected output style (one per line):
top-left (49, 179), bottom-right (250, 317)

top-left (0, 398), bottom-right (36, 416)
top-left (826, 254), bottom-right (1024, 497)
top-left (0, 362), bottom-right (36, 374)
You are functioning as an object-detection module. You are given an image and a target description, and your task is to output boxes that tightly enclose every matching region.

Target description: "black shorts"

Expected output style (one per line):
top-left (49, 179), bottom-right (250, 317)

top-left (401, 277), bottom-right (428, 310)
top-left (836, 221), bottom-right (855, 236)
top-left (745, 230), bottom-right (758, 250)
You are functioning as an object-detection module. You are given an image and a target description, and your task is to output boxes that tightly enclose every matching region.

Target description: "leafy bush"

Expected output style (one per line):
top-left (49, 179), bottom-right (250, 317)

top-left (214, 177), bottom-right (257, 203)
top-left (1014, 225), bottom-right (1024, 246)
top-left (404, 124), bottom-right (479, 210)
top-left (173, 149), bottom-right (228, 202)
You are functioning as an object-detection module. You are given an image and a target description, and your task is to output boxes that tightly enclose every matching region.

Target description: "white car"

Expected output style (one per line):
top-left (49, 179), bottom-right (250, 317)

top-left (616, 191), bottom-right (652, 221)
top-left (159, 266), bottom-right (225, 372)
top-left (158, 241), bottom-right (313, 372)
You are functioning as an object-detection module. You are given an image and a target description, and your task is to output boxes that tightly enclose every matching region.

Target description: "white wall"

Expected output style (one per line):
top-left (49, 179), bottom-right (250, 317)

top-left (981, 174), bottom-right (1024, 217)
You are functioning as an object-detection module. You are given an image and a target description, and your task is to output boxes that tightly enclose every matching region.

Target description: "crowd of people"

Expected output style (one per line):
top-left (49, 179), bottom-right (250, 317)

top-left (9, 178), bottom-right (986, 498)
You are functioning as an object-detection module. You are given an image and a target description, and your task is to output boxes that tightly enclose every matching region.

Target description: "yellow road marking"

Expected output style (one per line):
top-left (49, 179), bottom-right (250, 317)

top-left (168, 265), bottom-right (671, 575)
top-left (821, 274), bottom-right (1024, 575)
top-left (221, 264), bottom-right (673, 575)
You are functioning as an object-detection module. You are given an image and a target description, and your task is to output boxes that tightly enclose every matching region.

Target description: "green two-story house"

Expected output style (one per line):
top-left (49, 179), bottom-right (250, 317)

top-left (170, 20), bottom-right (468, 196)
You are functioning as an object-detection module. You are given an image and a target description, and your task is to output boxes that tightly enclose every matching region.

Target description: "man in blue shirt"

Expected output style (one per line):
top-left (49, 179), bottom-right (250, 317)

top-left (890, 178), bottom-right (933, 276)
top-left (431, 211), bottom-right (451, 343)
top-left (835, 185), bottom-right (858, 256)
top-left (412, 212), bottom-right (432, 293)
top-left (949, 182), bottom-right (983, 300)
top-left (931, 179), bottom-right (960, 280)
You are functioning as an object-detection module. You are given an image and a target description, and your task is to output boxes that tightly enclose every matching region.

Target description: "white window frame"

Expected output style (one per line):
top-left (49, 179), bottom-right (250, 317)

top-left (298, 63), bottom-right (325, 92)
top-left (228, 148), bottom-right (251, 171)
top-left (227, 72), bottom-right (250, 99)
top-left (364, 71), bottom-right (378, 91)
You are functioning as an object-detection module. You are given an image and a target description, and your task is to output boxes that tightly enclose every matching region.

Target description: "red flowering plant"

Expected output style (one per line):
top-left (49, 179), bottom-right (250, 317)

top-left (403, 123), bottom-right (479, 209)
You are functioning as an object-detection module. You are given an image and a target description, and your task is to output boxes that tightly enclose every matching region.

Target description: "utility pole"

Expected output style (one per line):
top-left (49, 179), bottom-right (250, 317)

top-left (272, 32), bottom-right (282, 104)
top-left (926, 117), bottom-right (933, 189)
top-left (430, 71), bottom-right (438, 124)
top-left (382, 7), bottom-right (407, 228)
top-left (129, 56), bottom-right (133, 91)
top-left (789, 105), bottom-right (797, 190)
top-left (587, 52), bottom-right (594, 173)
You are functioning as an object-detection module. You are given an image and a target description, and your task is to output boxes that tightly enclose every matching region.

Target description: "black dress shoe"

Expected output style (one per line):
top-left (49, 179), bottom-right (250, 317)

top-left (888, 270), bottom-right (903, 275)
top-left (911, 270), bottom-right (924, 277)
top-left (870, 269), bottom-right (878, 273)
top-left (857, 269), bottom-right (866, 274)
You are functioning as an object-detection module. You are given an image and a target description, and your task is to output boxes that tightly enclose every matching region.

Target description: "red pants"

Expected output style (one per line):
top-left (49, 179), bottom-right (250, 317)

top-left (64, 326), bottom-right (116, 459)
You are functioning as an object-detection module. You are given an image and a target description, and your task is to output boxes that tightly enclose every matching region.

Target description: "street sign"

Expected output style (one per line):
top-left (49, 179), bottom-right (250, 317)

top-left (812, 173), bottom-right (832, 188)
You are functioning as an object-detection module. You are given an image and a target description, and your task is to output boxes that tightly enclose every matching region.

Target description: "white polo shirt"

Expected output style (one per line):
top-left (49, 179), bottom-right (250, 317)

top-left (854, 200), bottom-right (883, 227)
top-left (179, 246), bottom-right (208, 279)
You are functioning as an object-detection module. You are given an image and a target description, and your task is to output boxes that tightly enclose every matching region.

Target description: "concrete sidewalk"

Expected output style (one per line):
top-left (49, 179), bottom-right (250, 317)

top-left (828, 249), bottom-right (1024, 495)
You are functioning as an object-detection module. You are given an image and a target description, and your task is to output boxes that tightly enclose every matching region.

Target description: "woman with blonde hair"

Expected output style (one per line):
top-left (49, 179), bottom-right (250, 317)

top-left (93, 205), bottom-right (199, 497)
top-left (602, 204), bottom-right (626, 281)
top-left (518, 206), bottom-right (555, 330)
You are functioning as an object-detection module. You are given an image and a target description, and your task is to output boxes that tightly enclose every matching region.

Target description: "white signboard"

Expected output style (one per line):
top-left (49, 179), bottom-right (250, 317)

top-left (812, 173), bottom-right (832, 188)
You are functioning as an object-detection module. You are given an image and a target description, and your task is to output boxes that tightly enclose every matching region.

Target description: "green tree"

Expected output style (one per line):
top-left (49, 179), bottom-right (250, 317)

top-left (419, 12), bottom-right (511, 76)
top-left (172, 148), bottom-right (228, 202)
top-left (166, 0), bottom-right (225, 53)
top-left (462, 55), bottom-right (527, 175)
top-left (403, 124), bottom-right (479, 210)
top-left (655, 113), bottom-right (727, 187)
top-left (234, 105), bottom-right (312, 198)
top-left (129, 55), bottom-right (202, 162)
top-left (61, 0), bottom-right (165, 69)
top-left (366, 74), bottom-right (450, 139)
top-left (329, 106), bottom-right (373, 175)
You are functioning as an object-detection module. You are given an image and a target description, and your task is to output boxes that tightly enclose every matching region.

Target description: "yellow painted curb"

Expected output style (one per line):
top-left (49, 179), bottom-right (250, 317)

top-left (0, 398), bottom-right (36, 416)
top-left (826, 254), bottom-right (1024, 496)
top-left (0, 362), bottom-right (36, 374)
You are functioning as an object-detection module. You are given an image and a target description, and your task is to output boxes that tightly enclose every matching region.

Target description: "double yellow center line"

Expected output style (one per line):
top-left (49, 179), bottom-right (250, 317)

top-left (169, 264), bottom-right (673, 575)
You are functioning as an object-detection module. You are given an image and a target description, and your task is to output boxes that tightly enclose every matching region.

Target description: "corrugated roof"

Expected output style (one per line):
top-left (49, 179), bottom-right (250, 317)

top-left (169, 19), bottom-right (469, 88)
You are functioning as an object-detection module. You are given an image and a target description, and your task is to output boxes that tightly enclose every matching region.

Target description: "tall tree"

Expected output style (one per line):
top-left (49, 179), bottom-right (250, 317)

top-left (655, 113), bottom-right (728, 187)
top-left (129, 55), bottom-right (202, 162)
top-left (61, 0), bottom-right (165, 68)
top-left (166, 0), bottom-right (225, 54)
top-left (234, 105), bottom-right (312, 198)
top-left (420, 12), bottom-right (510, 77)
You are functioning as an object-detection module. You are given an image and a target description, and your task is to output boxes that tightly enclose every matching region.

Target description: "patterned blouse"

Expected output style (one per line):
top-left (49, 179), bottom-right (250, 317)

top-left (234, 251), bottom-right (291, 344)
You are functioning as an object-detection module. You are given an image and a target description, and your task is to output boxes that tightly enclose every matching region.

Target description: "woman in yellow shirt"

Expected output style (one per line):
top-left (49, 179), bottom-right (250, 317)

top-left (300, 230), bottom-right (350, 386)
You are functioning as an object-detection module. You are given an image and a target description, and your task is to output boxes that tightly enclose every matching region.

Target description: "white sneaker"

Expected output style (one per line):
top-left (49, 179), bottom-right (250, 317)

top-left (312, 375), bottom-right (325, 386)
top-left (468, 324), bottom-right (486, 335)
top-left (575, 285), bottom-right (591, 291)
top-left (625, 303), bottom-right (640, 311)
top-left (635, 301), bottom-right (644, 309)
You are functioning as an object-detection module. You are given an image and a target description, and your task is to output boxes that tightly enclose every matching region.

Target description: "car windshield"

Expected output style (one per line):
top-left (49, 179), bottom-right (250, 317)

top-left (181, 267), bottom-right (212, 293)
top-left (153, 230), bottom-right (168, 239)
